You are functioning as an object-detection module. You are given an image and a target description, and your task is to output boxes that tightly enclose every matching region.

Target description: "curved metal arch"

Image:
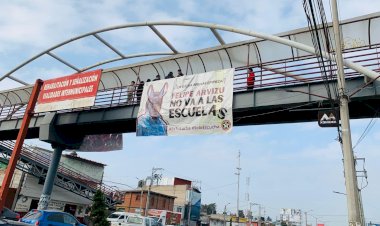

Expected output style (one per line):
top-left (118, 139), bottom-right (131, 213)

top-left (1, 20), bottom-right (379, 86)
top-left (79, 52), bottom-right (175, 72)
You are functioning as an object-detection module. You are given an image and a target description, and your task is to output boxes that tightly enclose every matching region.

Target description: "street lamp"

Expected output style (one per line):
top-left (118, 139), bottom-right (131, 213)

top-left (308, 214), bottom-right (320, 226)
top-left (304, 209), bottom-right (313, 226)
top-left (223, 203), bottom-right (230, 226)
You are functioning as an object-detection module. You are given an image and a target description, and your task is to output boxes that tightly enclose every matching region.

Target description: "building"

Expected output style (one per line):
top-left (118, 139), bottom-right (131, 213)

top-left (149, 177), bottom-right (202, 226)
top-left (117, 189), bottom-right (176, 215)
top-left (0, 147), bottom-right (106, 220)
top-left (0, 162), bottom-right (23, 209)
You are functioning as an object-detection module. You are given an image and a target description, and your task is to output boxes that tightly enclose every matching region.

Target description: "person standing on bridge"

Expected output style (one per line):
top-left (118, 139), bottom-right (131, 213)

top-left (165, 71), bottom-right (174, 79)
top-left (247, 67), bottom-right (255, 90)
top-left (127, 80), bottom-right (136, 104)
top-left (136, 80), bottom-right (145, 103)
top-left (153, 74), bottom-right (161, 81)
top-left (177, 69), bottom-right (184, 77)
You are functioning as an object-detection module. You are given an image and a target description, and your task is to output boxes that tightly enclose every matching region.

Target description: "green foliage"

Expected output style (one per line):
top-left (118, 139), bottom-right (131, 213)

top-left (201, 203), bottom-right (217, 215)
top-left (90, 190), bottom-right (110, 226)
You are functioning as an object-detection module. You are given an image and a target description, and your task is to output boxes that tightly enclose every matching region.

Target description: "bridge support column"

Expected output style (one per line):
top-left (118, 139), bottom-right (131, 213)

top-left (37, 145), bottom-right (64, 210)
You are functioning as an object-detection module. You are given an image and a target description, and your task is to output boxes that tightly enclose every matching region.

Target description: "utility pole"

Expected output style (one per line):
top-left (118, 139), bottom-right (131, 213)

top-left (137, 177), bottom-right (145, 215)
top-left (304, 210), bottom-right (312, 226)
top-left (224, 203), bottom-right (230, 226)
top-left (305, 212), bottom-right (307, 226)
top-left (331, 0), bottom-right (363, 225)
top-left (145, 167), bottom-right (163, 216)
top-left (258, 204), bottom-right (261, 226)
top-left (235, 151), bottom-right (241, 224)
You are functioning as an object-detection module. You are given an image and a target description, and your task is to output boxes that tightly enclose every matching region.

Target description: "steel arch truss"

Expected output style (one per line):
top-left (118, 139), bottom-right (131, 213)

top-left (1, 13), bottom-right (380, 89)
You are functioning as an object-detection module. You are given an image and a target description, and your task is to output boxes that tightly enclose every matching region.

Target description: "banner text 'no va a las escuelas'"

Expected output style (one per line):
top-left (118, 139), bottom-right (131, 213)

top-left (136, 68), bottom-right (234, 136)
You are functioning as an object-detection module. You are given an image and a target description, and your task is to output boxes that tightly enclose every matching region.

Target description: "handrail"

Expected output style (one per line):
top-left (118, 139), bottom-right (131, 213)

top-left (0, 140), bottom-right (123, 202)
top-left (0, 44), bottom-right (379, 121)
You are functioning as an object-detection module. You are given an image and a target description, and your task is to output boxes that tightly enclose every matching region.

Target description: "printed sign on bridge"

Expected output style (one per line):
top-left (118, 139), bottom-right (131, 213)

top-left (136, 68), bottom-right (234, 136)
top-left (35, 69), bottom-right (102, 113)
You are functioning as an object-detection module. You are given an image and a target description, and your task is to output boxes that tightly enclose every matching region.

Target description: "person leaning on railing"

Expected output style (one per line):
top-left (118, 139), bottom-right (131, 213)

top-left (247, 68), bottom-right (255, 90)
top-left (136, 80), bottom-right (145, 103)
top-left (127, 80), bottom-right (136, 104)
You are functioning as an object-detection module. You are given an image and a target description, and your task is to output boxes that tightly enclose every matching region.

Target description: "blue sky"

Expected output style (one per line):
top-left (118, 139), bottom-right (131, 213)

top-left (1, 0), bottom-right (380, 225)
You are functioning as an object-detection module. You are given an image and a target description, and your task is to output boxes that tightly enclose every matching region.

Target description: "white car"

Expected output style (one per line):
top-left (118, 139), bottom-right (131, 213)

top-left (107, 212), bottom-right (154, 226)
top-left (124, 215), bottom-right (154, 226)
top-left (107, 212), bottom-right (134, 226)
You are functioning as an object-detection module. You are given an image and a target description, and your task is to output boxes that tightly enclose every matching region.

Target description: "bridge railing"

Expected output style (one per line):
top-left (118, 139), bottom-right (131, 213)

top-left (0, 140), bottom-right (123, 202)
top-left (0, 43), bottom-right (379, 120)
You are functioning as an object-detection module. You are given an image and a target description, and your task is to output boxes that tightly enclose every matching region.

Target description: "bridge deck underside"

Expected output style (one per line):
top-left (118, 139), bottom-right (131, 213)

top-left (0, 76), bottom-right (379, 140)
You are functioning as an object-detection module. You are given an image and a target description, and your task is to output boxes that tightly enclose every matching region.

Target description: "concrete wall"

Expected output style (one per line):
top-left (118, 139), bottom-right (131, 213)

top-left (150, 185), bottom-right (189, 206)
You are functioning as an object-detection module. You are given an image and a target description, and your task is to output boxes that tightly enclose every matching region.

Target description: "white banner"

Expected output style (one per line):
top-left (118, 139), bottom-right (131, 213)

top-left (136, 68), bottom-right (234, 136)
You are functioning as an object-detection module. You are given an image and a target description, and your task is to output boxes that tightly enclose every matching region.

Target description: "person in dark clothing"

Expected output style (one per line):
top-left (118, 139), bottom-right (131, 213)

top-left (165, 71), bottom-right (174, 79)
top-left (177, 69), bottom-right (184, 77)
top-left (153, 74), bottom-right (161, 81)
top-left (136, 81), bottom-right (144, 102)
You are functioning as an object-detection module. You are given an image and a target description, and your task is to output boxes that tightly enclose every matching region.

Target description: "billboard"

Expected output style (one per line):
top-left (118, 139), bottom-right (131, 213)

top-left (78, 133), bottom-right (123, 152)
top-left (136, 68), bottom-right (234, 136)
top-left (185, 189), bottom-right (201, 221)
top-left (35, 69), bottom-right (102, 113)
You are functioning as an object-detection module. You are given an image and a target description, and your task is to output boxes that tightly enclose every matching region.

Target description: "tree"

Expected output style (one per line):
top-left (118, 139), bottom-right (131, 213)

top-left (201, 203), bottom-right (217, 215)
top-left (90, 190), bottom-right (110, 226)
top-left (238, 210), bottom-right (245, 218)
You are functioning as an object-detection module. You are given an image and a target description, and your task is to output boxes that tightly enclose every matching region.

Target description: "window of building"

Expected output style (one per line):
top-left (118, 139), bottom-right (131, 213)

top-left (136, 194), bottom-right (140, 201)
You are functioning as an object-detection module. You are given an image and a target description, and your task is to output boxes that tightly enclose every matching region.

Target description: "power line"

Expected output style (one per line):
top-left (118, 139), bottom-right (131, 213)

top-left (102, 180), bottom-right (135, 189)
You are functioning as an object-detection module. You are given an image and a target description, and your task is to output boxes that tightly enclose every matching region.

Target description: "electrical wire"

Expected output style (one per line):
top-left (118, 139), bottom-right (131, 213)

top-left (353, 117), bottom-right (377, 150)
top-left (102, 180), bottom-right (135, 189)
top-left (303, 0), bottom-right (342, 144)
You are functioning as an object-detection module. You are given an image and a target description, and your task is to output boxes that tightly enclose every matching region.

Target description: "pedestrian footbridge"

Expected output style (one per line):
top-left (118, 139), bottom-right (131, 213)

top-left (0, 12), bottom-right (380, 138)
top-left (0, 12), bottom-right (380, 205)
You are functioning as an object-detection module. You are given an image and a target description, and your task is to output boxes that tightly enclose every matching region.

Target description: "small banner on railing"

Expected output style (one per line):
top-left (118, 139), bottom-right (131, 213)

top-left (136, 68), bottom-right (234, 136)
top-left (35, 69), bottom-right (102, 113)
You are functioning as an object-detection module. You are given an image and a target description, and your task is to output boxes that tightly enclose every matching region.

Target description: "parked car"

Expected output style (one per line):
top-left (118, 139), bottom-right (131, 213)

top-left (107, 213), bottom-right (154, 226)
top-left (20, 209), bottom-right (85, 226)
top-left (107, 212), bottom-right (134, 226)
top-left (0, 208), bottom-right (20, 221)
top-left (0, 219), bottom-right (30, 225)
